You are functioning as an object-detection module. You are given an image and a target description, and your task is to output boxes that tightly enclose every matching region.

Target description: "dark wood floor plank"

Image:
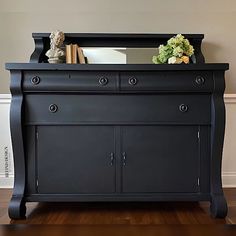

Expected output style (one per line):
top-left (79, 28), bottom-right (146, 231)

top-left (1, 225), bottom-right (236, 236)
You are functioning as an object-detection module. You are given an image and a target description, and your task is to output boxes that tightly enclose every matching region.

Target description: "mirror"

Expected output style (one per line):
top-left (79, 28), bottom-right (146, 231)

top-left (82, 48), bottom-right (158, 64)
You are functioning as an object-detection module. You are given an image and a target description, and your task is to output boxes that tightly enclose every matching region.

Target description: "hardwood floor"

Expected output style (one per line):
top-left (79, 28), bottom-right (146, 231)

top-left (0, 189), bottom-right (236, 224)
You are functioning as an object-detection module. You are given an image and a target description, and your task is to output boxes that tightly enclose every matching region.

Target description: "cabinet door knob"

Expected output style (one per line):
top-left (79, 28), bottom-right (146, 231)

top-left (49, 104), bottom-right (58, 113)
top-left (129, 77), bottom-right (138, 85)
top-left (122, 152), bottom-right (126, 166)
top-left (99, 77), bottom-right (108, 85)
top-left (110, 152), bottom-right (114, 166)
top-left (195, 76), bottom-right (205, 85)
top-left (179, 104), bottom-right (188, 112)
top-left (31, 76), bottom-right (40, 85)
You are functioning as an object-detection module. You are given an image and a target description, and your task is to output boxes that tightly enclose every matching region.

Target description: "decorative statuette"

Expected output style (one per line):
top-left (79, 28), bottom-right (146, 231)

top-left (46, 30), bottom-right (65, 63)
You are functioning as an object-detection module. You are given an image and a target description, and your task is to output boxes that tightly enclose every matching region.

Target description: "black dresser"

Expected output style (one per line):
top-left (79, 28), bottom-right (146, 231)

top-left (6, 33), bottom-right (229, 219)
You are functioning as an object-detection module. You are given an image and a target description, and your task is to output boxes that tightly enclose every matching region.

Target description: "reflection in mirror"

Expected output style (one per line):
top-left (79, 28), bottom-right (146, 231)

top-left (82, 48), bottom-right (158, 64)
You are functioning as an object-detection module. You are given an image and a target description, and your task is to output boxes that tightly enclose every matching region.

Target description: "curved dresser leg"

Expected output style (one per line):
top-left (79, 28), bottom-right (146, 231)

top-left (9, 71), bottom-right (26, 219)
top-left (210, 71), bottom-right (228, 218)
top-left (8, 196), bottom-right (26, 219)
top-left (210, 194), bottom-right (228, 218)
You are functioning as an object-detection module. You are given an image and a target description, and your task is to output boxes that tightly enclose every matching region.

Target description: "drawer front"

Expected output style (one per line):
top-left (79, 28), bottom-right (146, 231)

top-left (120, 71), bottom-right (213, 92)
top-left (25, 94), bottom-right (211, 124)
top-left (23, 71), bottom-right (118, 91)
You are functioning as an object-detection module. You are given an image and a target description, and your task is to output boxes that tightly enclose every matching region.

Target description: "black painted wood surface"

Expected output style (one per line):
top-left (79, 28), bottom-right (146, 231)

top-left (5, 33), bottom-right (229, 219)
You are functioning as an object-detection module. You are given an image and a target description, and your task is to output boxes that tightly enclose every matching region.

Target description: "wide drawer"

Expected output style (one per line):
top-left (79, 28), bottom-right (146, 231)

top-left (25, 94), bottom-right (211, 124)
top-left (23, 71), bottom-right (118, 91)
top-left (120, 71), bottom-right (213, 92)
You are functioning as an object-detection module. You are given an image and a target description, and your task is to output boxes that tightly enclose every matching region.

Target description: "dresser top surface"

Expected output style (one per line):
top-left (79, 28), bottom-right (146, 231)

top-left (5, 63), bottom-right (229, 71)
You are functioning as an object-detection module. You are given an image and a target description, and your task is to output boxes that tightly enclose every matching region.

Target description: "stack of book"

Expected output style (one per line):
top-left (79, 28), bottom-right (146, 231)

top-left (66, 44), bottom-right (87, 64)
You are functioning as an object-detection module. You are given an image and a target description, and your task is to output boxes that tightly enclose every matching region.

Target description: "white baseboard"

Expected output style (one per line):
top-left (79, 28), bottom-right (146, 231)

top-left (222, 172), bottom-right (236, 188)
top-left (0, 94), bottom-right (13, 189)
top-left (1, 94), bottom-right (236, 188)
top-left (0, 175), bottom-right (14, 188)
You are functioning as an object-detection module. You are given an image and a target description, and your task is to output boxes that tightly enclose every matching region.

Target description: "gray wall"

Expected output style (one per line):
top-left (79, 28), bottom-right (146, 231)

top-left (0, 0), bottom-right (235, 93)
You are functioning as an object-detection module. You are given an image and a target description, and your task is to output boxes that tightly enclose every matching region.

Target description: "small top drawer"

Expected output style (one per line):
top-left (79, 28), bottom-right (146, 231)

top-left (23, 71), bottom-right (118, 91)
top-left (120, 71), bottom-right (213, 92)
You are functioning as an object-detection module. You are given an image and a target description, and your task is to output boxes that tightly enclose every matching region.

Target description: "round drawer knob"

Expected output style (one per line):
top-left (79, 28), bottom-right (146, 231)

top-left (195, 76), bottom-right (205, 85)
top-left (99, 77), bottom-right (108, 86)
top-left (179, 104), bottom-right (188, 112)
top-left (31, 76), bottom-right (40, 85)
top-left (129, 77), bottom-right (138, 85)
top-left (49, 104), bottom-right (58, 113)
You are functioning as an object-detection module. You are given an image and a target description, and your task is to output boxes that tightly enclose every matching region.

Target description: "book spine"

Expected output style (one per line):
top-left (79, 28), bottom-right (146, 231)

top-left (66, 44), bottom-right (72, 64)
top-left (77, 46), bottom-right (86, 64)
top-left (72, 44), bottom-right (78, 64)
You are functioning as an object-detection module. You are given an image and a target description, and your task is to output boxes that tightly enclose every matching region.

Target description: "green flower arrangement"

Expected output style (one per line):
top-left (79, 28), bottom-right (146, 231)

top-left (152, 34), bottom-right (194, 64)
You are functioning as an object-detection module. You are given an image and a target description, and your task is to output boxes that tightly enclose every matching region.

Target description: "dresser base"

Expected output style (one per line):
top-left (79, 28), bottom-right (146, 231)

top-left (8, 193), bottom-right (228, 219)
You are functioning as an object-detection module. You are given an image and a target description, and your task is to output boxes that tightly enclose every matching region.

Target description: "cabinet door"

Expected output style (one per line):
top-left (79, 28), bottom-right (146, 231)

top-left (37, 126), bottom-right (115, 194)
top-left (122, 126), bottom-right (200, 193)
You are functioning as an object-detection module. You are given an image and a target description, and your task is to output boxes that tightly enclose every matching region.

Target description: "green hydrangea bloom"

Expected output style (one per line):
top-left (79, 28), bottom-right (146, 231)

top-left (185, 45), bottom-right (194, 56)
top-left (152, 55), bottom-right (161, 64)
top-left (152, 34), bottom-right (195, 64)
top-left (155, 44), bottom-right (173, 63)
top-left (167, 34), bottom-right (185, 48)
top-left (172, 46), bottom-right (184, 57)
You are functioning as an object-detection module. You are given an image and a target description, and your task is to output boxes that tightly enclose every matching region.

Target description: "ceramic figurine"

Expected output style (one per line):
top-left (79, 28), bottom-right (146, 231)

top-left (46, 30), bottom-right (65, 63)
